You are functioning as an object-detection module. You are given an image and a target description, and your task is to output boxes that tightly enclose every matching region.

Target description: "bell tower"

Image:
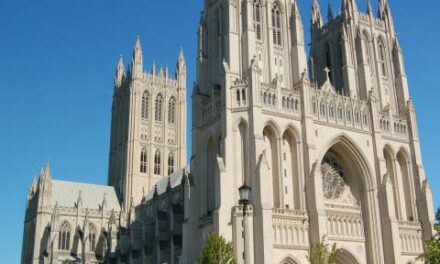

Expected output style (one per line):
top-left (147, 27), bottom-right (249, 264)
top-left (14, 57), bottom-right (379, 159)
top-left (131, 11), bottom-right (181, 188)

top-left (108, 38), bottom-right (187, 213)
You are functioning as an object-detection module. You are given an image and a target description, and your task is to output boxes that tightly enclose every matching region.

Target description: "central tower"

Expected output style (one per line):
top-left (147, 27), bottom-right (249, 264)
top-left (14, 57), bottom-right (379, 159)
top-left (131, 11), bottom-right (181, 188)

top-left (108, 39), bottom-right (187, 212)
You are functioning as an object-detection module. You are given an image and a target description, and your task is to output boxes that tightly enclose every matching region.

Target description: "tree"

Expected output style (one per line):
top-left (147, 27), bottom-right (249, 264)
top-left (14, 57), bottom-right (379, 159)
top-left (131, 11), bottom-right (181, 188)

top-left (307, 238), bottom-right (340, 264)
top-left (196, 233), bottom-right (237, 264)
top-left (417, 208), bottom-right (440, 263)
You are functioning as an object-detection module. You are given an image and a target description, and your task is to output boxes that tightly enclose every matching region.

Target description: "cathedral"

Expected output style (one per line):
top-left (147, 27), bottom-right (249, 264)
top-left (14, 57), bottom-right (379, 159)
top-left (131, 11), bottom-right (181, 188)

top-left (21, 0), bottom-right (436, 263)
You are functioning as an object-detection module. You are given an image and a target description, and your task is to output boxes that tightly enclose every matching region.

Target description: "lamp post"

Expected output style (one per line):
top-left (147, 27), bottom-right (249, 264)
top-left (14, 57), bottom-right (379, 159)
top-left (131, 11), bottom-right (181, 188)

top-left (239, 184), bottom-right (251, 264)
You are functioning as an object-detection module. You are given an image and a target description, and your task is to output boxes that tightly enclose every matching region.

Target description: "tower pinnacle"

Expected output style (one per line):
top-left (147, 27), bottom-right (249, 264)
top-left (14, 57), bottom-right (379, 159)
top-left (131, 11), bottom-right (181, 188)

top-left (132, 37), bottom-right (143, 79)
top-left (311, 0), bottom-right (323, 30)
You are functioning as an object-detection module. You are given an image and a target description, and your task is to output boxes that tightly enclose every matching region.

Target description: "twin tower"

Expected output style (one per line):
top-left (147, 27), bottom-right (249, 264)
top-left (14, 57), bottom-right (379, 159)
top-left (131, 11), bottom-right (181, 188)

top-left (107, 0), bottom-right (434, 263)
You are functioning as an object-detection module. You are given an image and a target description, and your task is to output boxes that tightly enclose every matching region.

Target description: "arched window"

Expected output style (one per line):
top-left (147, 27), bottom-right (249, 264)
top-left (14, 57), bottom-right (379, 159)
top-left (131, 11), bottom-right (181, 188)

top-left (329, 104), bottom-right (335, 118)
top-left (347, 109), bottom-right (352, 122)
top-left (236, 90), bottom-right (241, 102)
top-left (154, 150), bottom-right (161, 175)
top-left (362, 33), bottom-right (371, 64)
top-left (168, 97), bottom-right (176, 124)
top-left (155, 94), bottom-right (163, 121)
top-left (242, 89), bottom-right (246, 102)
top-left (140, 147), bottom-right (147, 173)
top-left (88, 224), bottom-right (97, 252)
top-left (378, 41), bottom-right (387, 77)
top-left (168, 152), bottom-right (175, 175)
top-left (58, 222), bottom-right (71, 251)
top-left (320, 103), bottom-right (326, 116)
top-left (338, 107), bottom-right (344, 120)
top-left (253, 0), bottom-right (263, 40)
top-left (141, 91), bottom-right (149, 119)
top-left (271, 4), bottom-right (282, 46)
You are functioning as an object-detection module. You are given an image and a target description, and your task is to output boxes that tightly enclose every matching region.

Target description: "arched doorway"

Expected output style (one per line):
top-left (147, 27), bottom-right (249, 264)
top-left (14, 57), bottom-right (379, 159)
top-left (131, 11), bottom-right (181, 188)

top-left (317, 136), bottom-right (379, 263)
top-left (280, 256), bottom-right (299, 264)
top-left (335, 248), bottom-right (359, 264)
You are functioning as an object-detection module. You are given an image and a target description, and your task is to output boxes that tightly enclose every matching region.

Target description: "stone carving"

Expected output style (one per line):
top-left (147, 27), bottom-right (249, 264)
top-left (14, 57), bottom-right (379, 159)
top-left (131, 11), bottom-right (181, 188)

top-left (321, 163), bottom-right (345, 200)
top-left (321, 163), bottom-right (357, 205)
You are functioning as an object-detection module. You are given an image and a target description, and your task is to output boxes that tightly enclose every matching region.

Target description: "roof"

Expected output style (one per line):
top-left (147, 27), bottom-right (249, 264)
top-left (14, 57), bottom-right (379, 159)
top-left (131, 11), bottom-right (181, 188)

top-left (51, 180), bottom-right (121, 211)
top-left (144, 165), bottom-right (190, 201)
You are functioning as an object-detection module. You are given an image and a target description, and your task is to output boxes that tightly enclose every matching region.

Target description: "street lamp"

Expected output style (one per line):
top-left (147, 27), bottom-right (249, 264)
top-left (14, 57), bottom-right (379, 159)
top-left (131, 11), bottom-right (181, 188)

top-left (238, 184), bottom-right (251, 264)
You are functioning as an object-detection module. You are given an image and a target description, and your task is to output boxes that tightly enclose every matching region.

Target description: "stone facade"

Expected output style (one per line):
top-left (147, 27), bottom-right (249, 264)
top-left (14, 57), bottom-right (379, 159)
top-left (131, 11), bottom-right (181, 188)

top-left (183, 0), bottom-right (435, 263)
top-left (21, 164), bottom-right (121, 264)
top-left (21, 0), bottom-right (436, 264)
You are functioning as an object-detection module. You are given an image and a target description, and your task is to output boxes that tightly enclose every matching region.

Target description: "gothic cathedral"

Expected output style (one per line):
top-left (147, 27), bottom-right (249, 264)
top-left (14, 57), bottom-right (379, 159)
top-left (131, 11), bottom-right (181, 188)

top-left (21, 0), bottom-right (435, 264)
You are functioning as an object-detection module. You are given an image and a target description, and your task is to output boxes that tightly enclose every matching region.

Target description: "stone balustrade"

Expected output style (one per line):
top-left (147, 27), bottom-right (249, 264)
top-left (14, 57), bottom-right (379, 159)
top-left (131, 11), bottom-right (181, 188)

top-left (325, 203), bottom-right (365, 241)
top-left (398, 221), bottom-right (424, 255)
top-left (272, 209), bottom-right (309, 249)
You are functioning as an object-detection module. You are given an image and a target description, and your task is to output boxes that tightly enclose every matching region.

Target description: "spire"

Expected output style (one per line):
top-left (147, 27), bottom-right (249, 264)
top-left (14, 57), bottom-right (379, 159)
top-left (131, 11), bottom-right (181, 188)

top-left (132, 36), bottom-right (143, 79)
top-left (328, 3), bottom-right (334, 21)
top-left (76, 190), bottom-right (83, 208)
top-left (292, 0), bottom-right (302, 21)
top-left (378, 0), bottom-right (395, 34)
top-left (367, 0), bottom-right (373, 15)
top-left (39, 161), bottom-right (52, 193)
top-left (342, 0), bottom-right (358, 19)
top-left (42, 161), bottom-right (52, 180)
top-left (176, 48), bottom-right (187, 90)
top-left (101, 193), bottom-right (108, 211)
top-left (311, 0), bottom-right (323, 30)
top-left (31, 175), bottom-right (38, 195)
top-left (178, 48), bottom-right (186, 64)
top-left (378, 0), bottom-right (386, 18)
top-left (114, 55), bottom-right (125, 88)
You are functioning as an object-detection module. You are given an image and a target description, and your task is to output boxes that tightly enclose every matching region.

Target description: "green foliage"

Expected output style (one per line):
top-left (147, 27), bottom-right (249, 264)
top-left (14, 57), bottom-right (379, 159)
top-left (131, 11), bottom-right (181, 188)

top-left (417, 208), bottom-right (440, 263)
top-left (196, 233), bottom-right (237, 264)
top-left (307, 239), bottom-right (340, 264)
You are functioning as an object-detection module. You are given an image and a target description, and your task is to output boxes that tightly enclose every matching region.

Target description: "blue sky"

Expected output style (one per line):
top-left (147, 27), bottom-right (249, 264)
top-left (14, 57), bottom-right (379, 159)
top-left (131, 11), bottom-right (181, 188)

top-left (0, 0), bottom-right (438, 262)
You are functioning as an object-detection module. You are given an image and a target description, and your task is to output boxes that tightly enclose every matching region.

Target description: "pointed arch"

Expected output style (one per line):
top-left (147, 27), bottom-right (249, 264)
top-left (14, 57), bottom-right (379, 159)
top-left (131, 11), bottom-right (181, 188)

top-left (271, 2), bottom-right (282, 46)
top-left (383, 145), bottom-right (401, 219)
top-left (154, 149), bottom-right (162, 175)
top-left (140, 147), bottom-right (147, 173)
top-left (155, 94), bottom-right (163, 121)
top-left (88, 223), bottom-right (97, 252)
top-left (282, 126), bottom-right (301, 210)
top-left (397, 149), bottom-right (416, 221)
top-left (141, 91), bottom-right (150, 119)
top-left (280, 255), bottom-right (300, 264)
top-left (168, 96), bottom-right (176, 124)
top-left (58, 221), bottom-right (71, 251)
top-left (263, 122), bottom-right (281, 208)
top-left (168, 152), bottom-right (175, 175)
top-left (318, 134), bottom-right (374, 189)
top-left (335, 248), bottom-right (360, 264)
top-left (253, 0), bottom-right (263, 41)
top-left (318, 134), bottom-right (383, 263)
top-left (377, 38), bottom-right (387, 77)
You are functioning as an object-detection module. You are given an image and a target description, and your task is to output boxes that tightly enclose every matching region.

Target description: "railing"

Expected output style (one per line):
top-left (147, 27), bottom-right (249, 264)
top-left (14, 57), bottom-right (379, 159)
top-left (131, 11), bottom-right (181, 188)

top-left (380, 117), bottom-right (409, 140)
top-left (310, 86), bottom-right (370, 132)
top-left (325, 203), bottom-right (365, 241)
top-left (272, 209), bottom-right (309, 249)
top-left (398, 221), bottom-right (424, 255)
top-left (259, 83), bottom-right (302, 118)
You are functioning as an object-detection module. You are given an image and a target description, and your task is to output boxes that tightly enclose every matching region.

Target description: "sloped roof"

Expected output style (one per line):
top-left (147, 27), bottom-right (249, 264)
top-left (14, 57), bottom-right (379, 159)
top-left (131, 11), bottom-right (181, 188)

top-left (51, 180), bottom-right (121, 211)
top-left (144, 165), bottom-right (190, 201)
